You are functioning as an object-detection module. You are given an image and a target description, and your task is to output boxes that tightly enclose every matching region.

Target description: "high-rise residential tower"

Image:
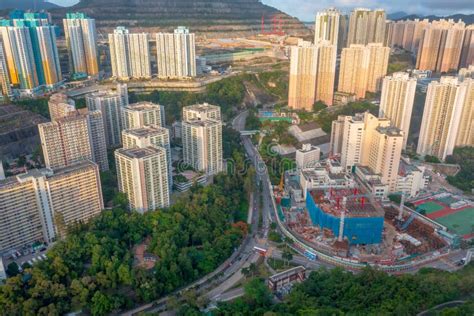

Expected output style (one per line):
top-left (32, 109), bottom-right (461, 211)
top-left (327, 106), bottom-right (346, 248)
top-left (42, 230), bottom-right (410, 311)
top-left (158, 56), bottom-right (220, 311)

top-left (288, 40), bottom-right (337, 109)
top-left (315, 42), bottom-right (337, 106)
top-left (439, 21), bottom-right (466, 73)
top-left (63, 12), bottom-right (99, 77)
top-left (347, 8), bottom-right (386, 46)
top-left (454, 79), bottom-right (474, 148)
top-left (86, 89), bottom-right (126, 147)
top-left (115, 147), bottom-right (170, 213)
top-left (182, 103), bottom-right (221, 122)
top-left (39, 114), bottom-right (92, 170)
top-left (314, 8), bottom-right (340, 48)
top-left (122, 126), bottom-right (172, 187)
top-left (338, 44), bottom-right (370, 99)
top-left (38, 110), bottom-right (110, 171)
top-left (123, 101), bottom-right (165, 129)
top-left (288, 40), bottom-right (318, 111)
top-left (366, 43), bottom-right (390, 92)
top-left (379, 72), bottom-right (417, 149)
top-left (156, 26), bottom-right (196, 78)
top-left (460, 25), bottom-right (474, 68)
top-left (417, 77), bottom-right (473, 160)
top-left (416, 20), bottom-right (466, 73)
top-left (0, 41), bottom-right (12, 98)
top-left (0, 161), bottom-right (103, 253)
top-left (109, 27), bottom-right (151, 80)
top-left (182, 119), bottom-right (223, 175)
top-left (44, 94), bottom-right (109, 171)
top-left (48, 93), bottom-right (76, 121)
top-left (330, 112), bottom-right (403, 192)
top-left (0, 23), bottom-right (39, 91)
top-left (0, 12), bottom-right (62, 94)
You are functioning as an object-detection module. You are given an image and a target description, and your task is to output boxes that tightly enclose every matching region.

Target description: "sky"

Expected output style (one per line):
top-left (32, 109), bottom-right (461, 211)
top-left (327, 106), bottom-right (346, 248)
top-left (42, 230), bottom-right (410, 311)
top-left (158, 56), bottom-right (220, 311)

top-left (49, 0), bottom-right (474, 21)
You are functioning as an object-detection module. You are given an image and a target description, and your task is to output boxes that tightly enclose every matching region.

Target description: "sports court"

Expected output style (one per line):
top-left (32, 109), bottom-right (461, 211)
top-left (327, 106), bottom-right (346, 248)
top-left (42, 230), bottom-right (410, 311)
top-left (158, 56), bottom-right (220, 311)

top-left (434, 207), bottom-right (474, 238)
top-left (413, 194), bottom-right (474, 240)
top-left (416, 201), bottom-right (445, 215)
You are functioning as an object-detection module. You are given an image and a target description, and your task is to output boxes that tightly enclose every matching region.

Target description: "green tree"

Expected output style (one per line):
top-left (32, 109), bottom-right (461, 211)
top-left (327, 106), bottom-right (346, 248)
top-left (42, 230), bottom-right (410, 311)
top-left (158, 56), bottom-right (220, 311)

top-left (243, 278), bottom-right (272, 308)
top-left (425, 155), bottom-right (441, 163)
top-left (282, 249), bottom-right (293, 267)
top-left (5, 262), bottom-right (19, 277)
top-left (91, 291), bottom-right (113, 316)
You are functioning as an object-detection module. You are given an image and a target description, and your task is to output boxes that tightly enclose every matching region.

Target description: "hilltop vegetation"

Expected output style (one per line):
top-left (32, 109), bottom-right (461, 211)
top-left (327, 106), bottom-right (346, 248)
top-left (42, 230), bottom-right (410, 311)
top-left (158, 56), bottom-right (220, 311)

top-left (51, 0), bottom-right (310, 38)
top-left (315, 101), bottom-right (379, 133)
top-left (211, 265), bottom-right (474, 315)
top-left (130, 71), bottom-right (290, 124)
top-left (446, 146), bottom-right (474, 192)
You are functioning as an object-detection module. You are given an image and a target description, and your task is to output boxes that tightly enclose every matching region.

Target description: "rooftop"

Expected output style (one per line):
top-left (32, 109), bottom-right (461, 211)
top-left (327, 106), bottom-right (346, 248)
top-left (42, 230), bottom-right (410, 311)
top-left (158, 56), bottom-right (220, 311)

top-left (124, 101), bottom-right (161, 112)
top-left (398, 158), bottom-right (422, 177)
top-left (50, 160), bottom-right (98, 177)
top-left (183, 119), bottom-right (221, 127)
top-left (87, 90), bottom-right (121, 99)
top-left (376, 126), bottom-right (403, 137)
top-left (310, 187), bottom-right (384, 218)
top-left (269, 266), bottom-right (305, 282)
top-left (184, 103), bottom-right (220, 112)
top-left (1, 161), bottom-right (97, 188)
top-left (123, 126), bottom-right (168, 138)
top-left (116, 147), bottom-right (164, 159)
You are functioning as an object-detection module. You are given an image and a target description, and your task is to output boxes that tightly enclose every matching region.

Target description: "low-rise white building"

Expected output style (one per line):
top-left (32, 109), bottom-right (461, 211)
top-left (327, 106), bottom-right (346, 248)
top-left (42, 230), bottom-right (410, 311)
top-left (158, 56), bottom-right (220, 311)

top-left (396, 157), bottom-right (428, 197)
top-left (299, 160), bottom-right (356, 199)
top-left (296, 144), bottom-right (321, 169)
top-left (354, 165), bottom-right (389, 199)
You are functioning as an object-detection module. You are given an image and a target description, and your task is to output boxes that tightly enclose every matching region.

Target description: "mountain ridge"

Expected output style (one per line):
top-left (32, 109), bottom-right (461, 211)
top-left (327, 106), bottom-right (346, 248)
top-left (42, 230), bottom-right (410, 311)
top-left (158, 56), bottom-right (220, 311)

top-left (0, 0), bottom-right (60, 10)
top-left (50, 0), bottom-right (310, 38)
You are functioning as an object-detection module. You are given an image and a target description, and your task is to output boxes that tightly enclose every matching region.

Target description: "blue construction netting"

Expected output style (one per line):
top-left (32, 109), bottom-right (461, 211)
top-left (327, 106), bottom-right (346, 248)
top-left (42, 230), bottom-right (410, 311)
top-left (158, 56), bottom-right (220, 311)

top-left (306, 193), bottom-right (384, 245)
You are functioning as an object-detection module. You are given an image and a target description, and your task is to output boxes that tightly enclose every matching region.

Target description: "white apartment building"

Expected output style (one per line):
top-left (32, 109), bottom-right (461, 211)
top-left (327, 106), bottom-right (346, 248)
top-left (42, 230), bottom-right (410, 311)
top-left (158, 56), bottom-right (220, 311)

top-left (182, 103), bottom-right (221, 122)
top-left (122, 126), bottom-right (172, 188)
top-left (417, 77), bottom-right (473, 160)
top-left (0, 161), bottom-right (103, 254)
top-left (156, 26), bottom-right (196, 78)
top-left (115, 147), bottom-right (170, 213)
top-left (109, 27), bottom-right (151, 80)
top-left (39, 114), bottom-right (93, 170)
top-left (314, 8), bottom-right (341, 47)
top-left (296, 144), bottom-right (321, 169)
top-left (182, 119), bottom-right (223, 175)
top-left (347, 8), bottom-right (386, 46)
top-left (396, 157), bottom-right (428, 198)
top-left (330, 112), bottom-right (404, 193)
top-left (48, 93), bottom-right (76, 121)
top-left (123, 101), bottom-right (166, 129)
top-left (86, 89), bottom-right (126, 147)
top-left (379, 72), bottom-right (417, 149)
top-left (63, 12), bottom-right (99, 77)
top-left (43, 94), bottom-right (109, 171)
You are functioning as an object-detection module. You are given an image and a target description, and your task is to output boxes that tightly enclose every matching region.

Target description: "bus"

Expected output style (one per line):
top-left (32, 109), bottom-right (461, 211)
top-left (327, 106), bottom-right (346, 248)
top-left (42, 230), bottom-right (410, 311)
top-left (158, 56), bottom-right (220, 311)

top-left (253, 246), bottom-right (268, 255)
top-left (304, 250), bottom-right (317, 261)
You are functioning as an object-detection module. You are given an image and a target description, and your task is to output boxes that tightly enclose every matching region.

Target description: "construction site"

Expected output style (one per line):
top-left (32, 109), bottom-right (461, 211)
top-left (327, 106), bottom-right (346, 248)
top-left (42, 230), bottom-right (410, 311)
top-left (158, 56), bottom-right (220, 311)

top-left (276, 169), bottom-right (451, 266)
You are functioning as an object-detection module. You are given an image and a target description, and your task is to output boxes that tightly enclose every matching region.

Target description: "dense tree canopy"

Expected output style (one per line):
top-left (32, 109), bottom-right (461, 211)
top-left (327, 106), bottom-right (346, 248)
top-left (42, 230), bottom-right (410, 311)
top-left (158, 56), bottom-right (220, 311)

top-left (129, 75), bottom-right (247, 124)
top-left (214, 265), bottom-right (474, 315)
top-left (446, 146), bottom-right (474, 192)
top-left (316, 101), bottom-right (379, 133)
